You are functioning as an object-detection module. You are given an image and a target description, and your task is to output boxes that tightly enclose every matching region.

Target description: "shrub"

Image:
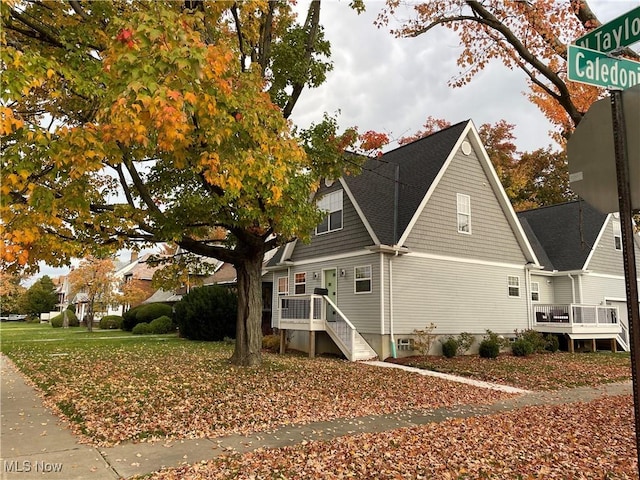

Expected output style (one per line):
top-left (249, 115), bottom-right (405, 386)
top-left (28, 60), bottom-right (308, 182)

top-left (455, 332), bottom-right (475, 355)
top-left (515, 329), bottom-right (546, 352)
top-left (511, 338), bottom-right (534, 357)
top-left (545, 334), bottom-right (560, 353)
top-left (479, 339), bottom-right (500, 359)
top-left (174, 285), bottom-right (237, 341)
top-left (262, 334), bottom-right (280, 352)
top-left (441, 337), bottom-right (458, 358)
top-left (50, 309), bottom-right (79, 328)
top-left (149, 315), bottom-right (175, 334)
top-left (132, 322), bottom-right (151, 335)
top-left (99, 315), bottom-right (123, 330)
top-left (122, 303), bottom-right (173, 331)
top-left (412, 322), bottom-right (437, 356)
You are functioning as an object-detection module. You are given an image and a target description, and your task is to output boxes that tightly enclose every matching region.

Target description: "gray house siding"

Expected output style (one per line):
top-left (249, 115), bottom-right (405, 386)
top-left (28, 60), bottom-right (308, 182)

top-left (586, 217), bottom-right (640, 275)
top-left (581, 274), bottom-right (638, 304)
top-left (273, 253), bottom-right (382, 334)
top-left (553, 276), bottom-right (578, 304)
top-left (391, 254), bottom-right (529, 336)
top-left (404, 142), bottom-right (527, 265)
top-left (291, 184), bottom-right (374, 261)
top-left (530, 274), bottom-right (555, 304)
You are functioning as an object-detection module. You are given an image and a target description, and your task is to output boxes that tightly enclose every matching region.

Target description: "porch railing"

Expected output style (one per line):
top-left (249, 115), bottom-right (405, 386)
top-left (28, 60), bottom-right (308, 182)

top-left (533, 304), bottom-right (618, 326)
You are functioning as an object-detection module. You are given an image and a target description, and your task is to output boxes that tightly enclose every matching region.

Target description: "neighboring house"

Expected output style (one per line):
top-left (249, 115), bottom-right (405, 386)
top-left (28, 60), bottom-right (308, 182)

top-left (266, 120), bottom-right (544, 360)
top-left (518, 201), bottom-right (638, 353)
top-left (145, 250), bottom-right (278, 335)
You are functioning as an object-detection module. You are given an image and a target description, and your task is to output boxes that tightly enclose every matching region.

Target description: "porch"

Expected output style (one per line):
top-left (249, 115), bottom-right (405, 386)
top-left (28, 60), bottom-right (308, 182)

top-left (533, 304), bottom-right (627, 353)
top-left (276, 294), bottom-right (377, 361)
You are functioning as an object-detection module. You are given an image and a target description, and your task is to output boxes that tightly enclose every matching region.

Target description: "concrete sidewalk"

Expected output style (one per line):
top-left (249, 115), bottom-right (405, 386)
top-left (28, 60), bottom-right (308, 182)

top-left (1, 354), bottom-right (633, 479)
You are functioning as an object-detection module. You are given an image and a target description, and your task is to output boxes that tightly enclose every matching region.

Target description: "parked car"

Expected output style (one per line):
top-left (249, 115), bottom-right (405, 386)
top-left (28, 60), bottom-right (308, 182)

top-left (6, 314), bottom-right (27, 321)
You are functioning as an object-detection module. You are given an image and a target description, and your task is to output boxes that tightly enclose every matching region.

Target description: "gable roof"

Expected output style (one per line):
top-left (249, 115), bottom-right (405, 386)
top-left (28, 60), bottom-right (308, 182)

top-left (517, 201), bottom-right (607, 271)
top-left (343, 121), bottom-right (469, 246)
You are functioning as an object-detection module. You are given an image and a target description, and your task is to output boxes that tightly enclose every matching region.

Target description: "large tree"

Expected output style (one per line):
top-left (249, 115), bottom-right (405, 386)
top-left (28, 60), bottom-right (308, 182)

top-left (378, 0), bottom-right (639, 141)
top-left (0, 272), bottom-right (26, 315)
top-left (1, 1), bottom-right (369, 365)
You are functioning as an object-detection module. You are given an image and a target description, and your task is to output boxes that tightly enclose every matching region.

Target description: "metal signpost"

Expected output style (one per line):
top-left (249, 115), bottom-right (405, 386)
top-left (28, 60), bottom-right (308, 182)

top-left (568, 7), bottom-right (640, 471)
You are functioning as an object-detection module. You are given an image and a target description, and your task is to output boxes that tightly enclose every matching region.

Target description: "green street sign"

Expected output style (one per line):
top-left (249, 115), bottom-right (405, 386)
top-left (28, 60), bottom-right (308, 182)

top-left (568, 44), bottom-right (640, 89)
top-left (574, 6), bottom-right (640, 53)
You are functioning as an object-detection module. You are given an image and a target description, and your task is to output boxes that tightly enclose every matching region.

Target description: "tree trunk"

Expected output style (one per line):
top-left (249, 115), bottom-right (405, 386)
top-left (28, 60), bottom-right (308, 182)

top-left (230, 248), bottom-right (264, 366)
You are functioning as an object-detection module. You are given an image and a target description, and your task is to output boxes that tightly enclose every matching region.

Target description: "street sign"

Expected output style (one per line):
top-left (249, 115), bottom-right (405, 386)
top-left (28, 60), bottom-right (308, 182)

top-left (568, 44), bottom-right (640, 90)
top-left (574, 6), bottom-right (640, 53)
top-left (568, 83), bottom-right (640, 213)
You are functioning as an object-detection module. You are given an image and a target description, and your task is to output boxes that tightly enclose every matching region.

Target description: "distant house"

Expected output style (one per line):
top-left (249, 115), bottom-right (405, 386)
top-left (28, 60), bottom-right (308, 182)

top-left (518, 201), bottom-right (638, 353)
top-left (266, 121), bottom-right (547, 360)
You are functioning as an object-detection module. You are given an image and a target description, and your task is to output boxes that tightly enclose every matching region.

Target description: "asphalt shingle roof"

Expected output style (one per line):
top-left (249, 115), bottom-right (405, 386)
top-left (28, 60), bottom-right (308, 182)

top-left (344, 121), bottom-right (469, 245)
top-left (517, 201), bottom-right (607, 271)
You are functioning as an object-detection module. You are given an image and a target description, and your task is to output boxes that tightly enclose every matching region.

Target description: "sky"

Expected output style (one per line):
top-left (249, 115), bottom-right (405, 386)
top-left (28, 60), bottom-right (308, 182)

top-left (290, 0), bottom-right (640, 153)
top-left (24, 0), bottom-right (640, 286)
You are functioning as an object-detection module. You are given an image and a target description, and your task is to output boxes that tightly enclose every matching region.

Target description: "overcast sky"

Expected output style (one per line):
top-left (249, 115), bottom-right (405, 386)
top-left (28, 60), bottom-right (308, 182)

top-left (292, 0), bottom-right (640, 152)
top-left (26, 0), bottom-right (639, 285)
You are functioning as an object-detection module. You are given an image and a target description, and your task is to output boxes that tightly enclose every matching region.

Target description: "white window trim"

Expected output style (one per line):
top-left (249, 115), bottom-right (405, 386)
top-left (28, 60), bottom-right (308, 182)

top-left (613, 220), bottom-right (622, 251)
top-left (531, 281), bottom-right (540, 302)
top-left (277, 276), bottom-right (289, 295)
top-left (508, 275), bottom-right (520, 298)
top-left (354, 265), bottom-right (372, 294)
top-left (457, 193), bottom-right (471, 234)
top-left (294, 272), bottom-right (306, 295)
top-left (316, 190), bottom-right (344, 235)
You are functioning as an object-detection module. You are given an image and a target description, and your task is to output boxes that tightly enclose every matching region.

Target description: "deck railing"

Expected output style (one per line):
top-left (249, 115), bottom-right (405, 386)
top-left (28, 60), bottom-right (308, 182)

top-left (533, 304), bottom-right (618, 326)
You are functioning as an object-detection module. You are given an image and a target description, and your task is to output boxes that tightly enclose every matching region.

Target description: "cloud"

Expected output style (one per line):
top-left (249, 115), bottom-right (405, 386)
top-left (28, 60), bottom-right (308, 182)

top-left (291, 0), bottom-right (639, 152)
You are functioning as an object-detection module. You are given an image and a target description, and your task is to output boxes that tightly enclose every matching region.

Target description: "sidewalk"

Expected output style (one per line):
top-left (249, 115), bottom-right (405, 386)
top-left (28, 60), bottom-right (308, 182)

top-left (1, 354), bottom-right (633, 479)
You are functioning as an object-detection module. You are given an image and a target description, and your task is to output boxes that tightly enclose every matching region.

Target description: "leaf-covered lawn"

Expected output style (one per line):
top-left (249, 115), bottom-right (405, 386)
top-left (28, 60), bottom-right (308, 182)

top-left (387, 352), bottom-right (632, 390)
top-left (146, 394), bottom-right (637, 479)
top-left (2, 331), bottom-right (513, 447)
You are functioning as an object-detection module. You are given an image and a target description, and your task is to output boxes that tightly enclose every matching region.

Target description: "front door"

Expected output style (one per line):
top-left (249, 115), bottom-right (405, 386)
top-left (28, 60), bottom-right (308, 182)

top-left (323, 268), bottom-right (338, 321)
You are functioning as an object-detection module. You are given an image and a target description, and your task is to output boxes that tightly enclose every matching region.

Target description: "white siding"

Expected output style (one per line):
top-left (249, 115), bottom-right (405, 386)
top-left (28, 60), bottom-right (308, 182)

top-left (391, 254), bottom-right (529, 335)
top-left (582, 274), bottom-right (638, 305)
top-left (530, 274), bottom-right (555, 304)
top-left (587, 217), bottom-right (640, 275)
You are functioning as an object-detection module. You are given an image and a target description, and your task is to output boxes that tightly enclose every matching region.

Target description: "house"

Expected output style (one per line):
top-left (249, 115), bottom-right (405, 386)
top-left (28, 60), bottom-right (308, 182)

top-left (518, 201), bottom-right (638, 353)
top-left (266, 120), bottom-right (545, 360)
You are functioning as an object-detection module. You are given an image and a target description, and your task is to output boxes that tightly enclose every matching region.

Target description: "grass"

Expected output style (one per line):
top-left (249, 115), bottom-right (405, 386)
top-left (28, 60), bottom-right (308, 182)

top-left (0, 323), bottom-right (633, 448)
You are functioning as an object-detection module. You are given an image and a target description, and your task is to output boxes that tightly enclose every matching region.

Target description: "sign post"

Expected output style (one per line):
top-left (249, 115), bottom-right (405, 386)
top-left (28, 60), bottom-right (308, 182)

top-left (569, 7), bottom-right (640, 472)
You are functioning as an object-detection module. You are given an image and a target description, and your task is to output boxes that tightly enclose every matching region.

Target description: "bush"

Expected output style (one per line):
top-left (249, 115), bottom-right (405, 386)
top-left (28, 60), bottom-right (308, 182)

top-left (511, 338), bottom-right (534, 357)
top-left (545, 334), bottom-right (560, 353)
top-left (412, 322), bottom-right (437, 356)
top-left (122, 303), bottom-right (173, 331)
top-left (174, 285), bottom-right (237, 341)
top-left (149, 315), bottom-right (175, 334)
top-left (262, 334), bottom-right (280, 352)
top-left (99, 315), bottom-right (123, 330)
top-left (50, 309), bottom-right (79, 328)
top-left (479, 339), bottom-right (500, 359)
top-left (441, 337), bottom-right (458, 358)
top-left (132, 322), bottom-right (151, 335)
top-left (455, 332), bottom-right (475, 355)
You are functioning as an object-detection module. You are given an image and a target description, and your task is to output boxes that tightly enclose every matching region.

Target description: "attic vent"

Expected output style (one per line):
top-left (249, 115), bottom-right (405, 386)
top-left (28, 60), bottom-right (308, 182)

top-left (461, 141), bottom-right (472, 155)
top-left (324, 178), bottom-right (334, 187)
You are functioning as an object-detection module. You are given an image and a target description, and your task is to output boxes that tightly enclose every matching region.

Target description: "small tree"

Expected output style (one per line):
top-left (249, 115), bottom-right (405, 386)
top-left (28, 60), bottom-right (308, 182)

top-left (18, 275), bottom-right (58, 318)
top-left (0, 272), bottom-right (26, 314)
top-left (68, 257), bottom-right (116, 332)
top-left (413, 322), bottom-right (438, 356)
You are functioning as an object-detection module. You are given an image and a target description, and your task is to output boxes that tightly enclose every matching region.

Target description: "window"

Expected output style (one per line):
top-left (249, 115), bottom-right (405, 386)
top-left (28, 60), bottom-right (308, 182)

top-left (531, 282), bottom-right (540, 302)
top-left (613, 220), bottom-right (622, 251)
top-left (354, 265), bottom-right (372, 293)
top-left (316, 190), bottom-right (343, 234)
top-left (277, 277), bottom-right (289, 295)
top-left (457, 193), bottom-right (471, 233)
top-left (508, 275), bottom-right (520, 297)
top-left (294, 272), bottom-right (306, 294)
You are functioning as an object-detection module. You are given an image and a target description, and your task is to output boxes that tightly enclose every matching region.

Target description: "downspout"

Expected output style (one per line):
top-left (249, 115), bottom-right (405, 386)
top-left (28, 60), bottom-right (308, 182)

top-left (568, 274), bottom-right (576, 304)
top-left (389, 254), bottom-right (396, 358)
top-left (389, 164), bottom-right (400, 359)
top-left (380, 252), bottom-right (385, 338)
top-left (525, 264), bottom-right (533, 329)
